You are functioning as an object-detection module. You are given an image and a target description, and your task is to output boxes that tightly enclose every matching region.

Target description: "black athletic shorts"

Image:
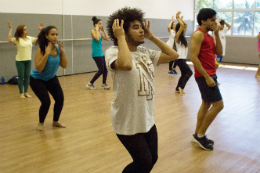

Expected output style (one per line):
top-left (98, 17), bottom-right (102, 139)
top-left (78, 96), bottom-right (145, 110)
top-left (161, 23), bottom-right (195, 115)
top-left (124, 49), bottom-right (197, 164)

top-left (195, 74), bottom-right (222, 103)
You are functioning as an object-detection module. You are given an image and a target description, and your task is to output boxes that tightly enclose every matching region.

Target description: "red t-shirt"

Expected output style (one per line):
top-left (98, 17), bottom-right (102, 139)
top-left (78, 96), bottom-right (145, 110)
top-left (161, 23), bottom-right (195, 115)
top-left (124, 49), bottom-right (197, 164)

top-left (194, 28), bottom-right (216, 77)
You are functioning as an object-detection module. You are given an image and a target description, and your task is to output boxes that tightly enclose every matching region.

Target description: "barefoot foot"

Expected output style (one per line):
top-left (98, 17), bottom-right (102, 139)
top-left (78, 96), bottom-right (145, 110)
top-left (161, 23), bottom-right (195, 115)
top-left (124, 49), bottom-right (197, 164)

top-left (24, 93), bottom-right (32, 98)
top-left (178, 87), bottom-right (185, 96)
top-left (53, 121), bottom-right (66, 128)
top-left (36, 123), bottom-right (44, 131)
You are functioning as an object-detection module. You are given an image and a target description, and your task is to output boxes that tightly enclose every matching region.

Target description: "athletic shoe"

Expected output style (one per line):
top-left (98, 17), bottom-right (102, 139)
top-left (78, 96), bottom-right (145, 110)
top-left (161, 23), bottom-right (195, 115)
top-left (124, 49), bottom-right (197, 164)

top-left (86, 83), bottom-right (96, 90)
top-left (192, 133), bottom-right (214, 145)
top-left (168, 70), bottom-right (177, 75)
top-left (101, 84), bottom-right (111, 90)
top-left (192, 134), bottom-right (213, 151)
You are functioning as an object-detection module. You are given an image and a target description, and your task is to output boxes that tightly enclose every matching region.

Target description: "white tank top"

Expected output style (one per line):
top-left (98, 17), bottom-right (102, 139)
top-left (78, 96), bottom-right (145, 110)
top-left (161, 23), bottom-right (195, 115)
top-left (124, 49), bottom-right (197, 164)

top-left (176, 41), bottom-right (188, 59)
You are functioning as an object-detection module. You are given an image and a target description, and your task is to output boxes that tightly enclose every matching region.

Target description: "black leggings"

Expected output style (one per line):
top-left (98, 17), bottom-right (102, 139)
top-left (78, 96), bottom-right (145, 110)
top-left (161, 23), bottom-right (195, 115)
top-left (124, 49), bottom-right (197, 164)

top-left (117, 125), bottom-right (158, 173)
top-left (169, 61), bottom-right (177, 70)
top-left (90, 56), bottom-right (108, 84)
top-left (30, 76), bottom-right (64, 123)
top-left (175, 59), bottom-right (193, 91)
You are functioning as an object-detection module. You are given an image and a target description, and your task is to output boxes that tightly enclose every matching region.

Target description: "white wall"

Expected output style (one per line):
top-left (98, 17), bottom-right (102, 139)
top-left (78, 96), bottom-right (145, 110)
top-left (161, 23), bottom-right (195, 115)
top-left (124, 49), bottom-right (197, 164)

top-left (0, 0), bottom-right (194, 20)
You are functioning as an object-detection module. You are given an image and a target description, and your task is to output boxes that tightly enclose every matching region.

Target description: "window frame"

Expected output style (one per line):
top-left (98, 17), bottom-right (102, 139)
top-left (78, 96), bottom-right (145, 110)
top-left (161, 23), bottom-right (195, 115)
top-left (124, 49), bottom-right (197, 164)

top-left (194, 0), bottom-right (260, 37)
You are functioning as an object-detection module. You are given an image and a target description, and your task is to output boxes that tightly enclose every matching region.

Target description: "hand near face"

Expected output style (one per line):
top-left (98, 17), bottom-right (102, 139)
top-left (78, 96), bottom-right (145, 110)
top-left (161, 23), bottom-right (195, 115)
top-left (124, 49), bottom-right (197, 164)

top-left (57, 41), bottom-right (63, 52)
top-left (112, 19), bottom-right (125, 39)
top-left (45, 42), bottom-right (52, 55)
top-left (210, 22), bottom-right (220, 33)
top-left (38, 23), bottom-right (43, 31)
top-left (7, 21), bottom-right (12, 29)
top-left (143, 19), bottom-right (153, 39)
top-left (94, 24), bottom-right (99, 31)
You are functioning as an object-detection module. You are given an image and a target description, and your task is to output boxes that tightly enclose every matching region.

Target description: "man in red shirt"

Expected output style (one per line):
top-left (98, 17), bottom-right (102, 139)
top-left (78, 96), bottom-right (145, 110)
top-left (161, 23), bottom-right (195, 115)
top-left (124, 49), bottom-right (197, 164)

top-left (190, 8), bottom-right (223, 151)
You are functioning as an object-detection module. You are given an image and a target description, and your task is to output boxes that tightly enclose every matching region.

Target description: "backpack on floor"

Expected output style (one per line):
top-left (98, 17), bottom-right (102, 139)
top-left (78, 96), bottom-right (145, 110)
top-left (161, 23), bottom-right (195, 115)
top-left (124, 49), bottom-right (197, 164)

top-left (8, 76), bottom-right (18, 85)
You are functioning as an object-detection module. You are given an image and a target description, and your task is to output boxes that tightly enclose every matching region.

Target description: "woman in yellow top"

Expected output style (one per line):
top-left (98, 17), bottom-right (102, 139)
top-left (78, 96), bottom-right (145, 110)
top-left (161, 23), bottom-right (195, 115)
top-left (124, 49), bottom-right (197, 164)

top-left (8, 22), bottom-right (43, 98)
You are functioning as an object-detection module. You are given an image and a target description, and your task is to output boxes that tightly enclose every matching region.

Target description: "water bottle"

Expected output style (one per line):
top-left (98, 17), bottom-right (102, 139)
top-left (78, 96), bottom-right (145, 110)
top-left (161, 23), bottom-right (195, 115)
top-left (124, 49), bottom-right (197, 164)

top-left (1, 76), bottom-right (5, 85)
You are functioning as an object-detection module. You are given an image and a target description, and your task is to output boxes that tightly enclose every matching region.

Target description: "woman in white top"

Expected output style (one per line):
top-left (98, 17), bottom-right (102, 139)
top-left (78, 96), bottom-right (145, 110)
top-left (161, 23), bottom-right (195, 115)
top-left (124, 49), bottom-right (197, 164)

top-left (166, 16), bottom-right (178, 75)
top-left (174, 11), bottom-right (193, 96)
top-left (7, 22), bottom-right (43, 98)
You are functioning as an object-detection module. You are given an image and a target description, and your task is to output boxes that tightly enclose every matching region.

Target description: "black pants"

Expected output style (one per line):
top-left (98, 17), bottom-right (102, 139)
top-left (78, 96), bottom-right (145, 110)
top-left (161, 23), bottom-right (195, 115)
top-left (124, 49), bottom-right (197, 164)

top-left (90, 56), bottom-right (108, 84)
top-left (30, 76), bottom-right (64, 123)
top-left (117, 125), bottom-right (158, 173)
top-left (175, 59), bottom-right (193, 91)
top-left (169, 61), bottom-right (177, 71)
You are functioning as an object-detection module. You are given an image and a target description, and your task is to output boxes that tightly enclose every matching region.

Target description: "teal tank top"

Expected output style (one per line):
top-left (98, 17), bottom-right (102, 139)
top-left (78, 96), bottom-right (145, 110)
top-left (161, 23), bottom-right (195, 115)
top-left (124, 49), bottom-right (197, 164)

top-left (92, 37), bottom-right (104, 57)
top-left (31, 45), bottom-right (61, 81)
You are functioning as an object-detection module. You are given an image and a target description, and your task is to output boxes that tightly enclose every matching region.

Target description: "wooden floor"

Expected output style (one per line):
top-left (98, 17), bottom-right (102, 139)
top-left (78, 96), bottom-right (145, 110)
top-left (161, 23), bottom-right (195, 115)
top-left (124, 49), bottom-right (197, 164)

top-left (1, 62), bottom-right (260, 173)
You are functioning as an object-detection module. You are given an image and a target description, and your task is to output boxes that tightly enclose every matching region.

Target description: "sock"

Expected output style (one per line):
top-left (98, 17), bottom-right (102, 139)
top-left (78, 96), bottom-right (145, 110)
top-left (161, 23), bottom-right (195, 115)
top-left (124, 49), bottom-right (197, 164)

top-left (197, 134), bottom-right (205, 138)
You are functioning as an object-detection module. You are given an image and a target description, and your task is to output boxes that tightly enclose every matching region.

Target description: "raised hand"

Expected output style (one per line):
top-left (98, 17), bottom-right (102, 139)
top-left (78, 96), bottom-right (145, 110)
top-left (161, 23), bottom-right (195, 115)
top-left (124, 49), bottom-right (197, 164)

top-left (38, 23), bottom-right (43, 31)
top-left (143, 19), bottom-right (153, 39)
top-left (171, 16), bottom-right (174, 21)
top-left (210, 22), bottom-right (219, 32)
top-left (181, 16), bottom-right (184, 19)
top-left (7, 21), bottom-right (12, 29)
top-left (45, 42), bottom-right (52, 55)
top-left (94, 24), bottom-right (99, 31)
top-left (57, 41), bottom-right (64, 52)
top-left (112, 19), bottom-right (125, 39)
top-left (100, 25), bottom-right (104, 31)
top-left (176, 11), bottom-right (181, 19)
top-left (217, 18), bottom-right (221, 23)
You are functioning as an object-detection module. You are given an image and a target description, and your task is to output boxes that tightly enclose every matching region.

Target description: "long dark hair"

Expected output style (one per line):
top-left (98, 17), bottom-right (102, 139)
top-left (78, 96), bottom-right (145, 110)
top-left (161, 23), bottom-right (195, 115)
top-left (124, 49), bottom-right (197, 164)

top-left (14, 25), bottom-right (26, 42)
top-left (92, 16), bottom-right (101, 26)
top-left (175, 23), bottom-right (187, 47)
top-left (37, 26), bottom-right (57, 55)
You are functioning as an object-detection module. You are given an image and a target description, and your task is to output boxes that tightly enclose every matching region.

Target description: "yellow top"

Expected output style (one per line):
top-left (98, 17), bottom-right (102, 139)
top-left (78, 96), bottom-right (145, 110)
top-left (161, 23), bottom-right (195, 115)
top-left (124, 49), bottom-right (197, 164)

top-left (14, 36), bottom-right (36, 61)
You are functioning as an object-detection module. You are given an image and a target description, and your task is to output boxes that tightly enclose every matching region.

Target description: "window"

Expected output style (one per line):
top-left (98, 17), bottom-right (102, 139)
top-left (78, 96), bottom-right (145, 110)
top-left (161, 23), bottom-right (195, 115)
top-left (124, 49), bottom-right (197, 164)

top-left (254, 12), bottom-right (260, 35)
top-left (195, 0), bottom-right (212, 10)
top-left (214, 0), bottom-right (233, 9)
top-left (195, 0), bottom-right (259, 36)
top-left (217, 12), bottom-right (232, 35)
top-left (234, 0), bottom-right (255, 9)
top-left (233, 12), bottom-right (254, 35)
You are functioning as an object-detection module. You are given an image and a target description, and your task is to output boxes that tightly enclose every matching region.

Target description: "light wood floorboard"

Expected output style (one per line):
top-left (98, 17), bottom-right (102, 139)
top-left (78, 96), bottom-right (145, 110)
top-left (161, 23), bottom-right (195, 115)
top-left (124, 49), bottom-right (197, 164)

top-left (1, 62), bottom-right (260, 173)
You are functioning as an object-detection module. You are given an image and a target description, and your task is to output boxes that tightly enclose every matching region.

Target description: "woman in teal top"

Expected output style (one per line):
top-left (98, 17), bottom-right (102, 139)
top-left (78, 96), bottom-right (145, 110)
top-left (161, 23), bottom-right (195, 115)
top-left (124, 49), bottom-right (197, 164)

top-left (86, 16), bottom-right (110, 90)
top-left (30, 26), bottom-right (67, 131)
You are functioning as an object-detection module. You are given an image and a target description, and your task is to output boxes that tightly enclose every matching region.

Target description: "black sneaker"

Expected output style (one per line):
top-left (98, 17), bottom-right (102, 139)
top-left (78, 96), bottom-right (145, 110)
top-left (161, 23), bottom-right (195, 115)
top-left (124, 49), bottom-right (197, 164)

top-left (192, 134), bottom-right (214, 145)
top-left (192, 134), bottom-right (213, 151)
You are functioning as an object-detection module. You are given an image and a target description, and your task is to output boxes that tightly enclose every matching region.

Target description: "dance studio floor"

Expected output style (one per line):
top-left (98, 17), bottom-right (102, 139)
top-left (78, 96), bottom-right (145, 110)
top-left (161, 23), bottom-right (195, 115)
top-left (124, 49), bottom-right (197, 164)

top-left (1, 62), bottom-right (260, 173)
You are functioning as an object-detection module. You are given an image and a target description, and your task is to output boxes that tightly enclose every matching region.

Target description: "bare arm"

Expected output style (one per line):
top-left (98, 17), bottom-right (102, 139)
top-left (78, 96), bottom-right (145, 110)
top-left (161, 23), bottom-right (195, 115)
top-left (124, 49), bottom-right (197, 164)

top-left (101, 27), bottom-right (109, 41)
top-left (57, 41), bottom-right (67, 68)
top-left (190, 31), bottom-right (215, 87)
top-left (33, 23), bottom-right (43, 43)
top-left (167, 16), bottom-right (174, 33)
top-left (225, 22), bottom-right (231, 30)
top-left (144, 19), bottom-right (179, 64)
top-left (7, 22), bottom-right (15, 44)
top-left (257, 33), bottom-right (260, 40)
top-left (91, 25), bottom-right (100, 41)
top-left (35, 43), bottom-right (52, 73)
top-left (175, 12), bottom-right (185, 41)
top-left (111, 19), bottom-right (132, 71)
top-left (180, 16), bottom-right (187, 34)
